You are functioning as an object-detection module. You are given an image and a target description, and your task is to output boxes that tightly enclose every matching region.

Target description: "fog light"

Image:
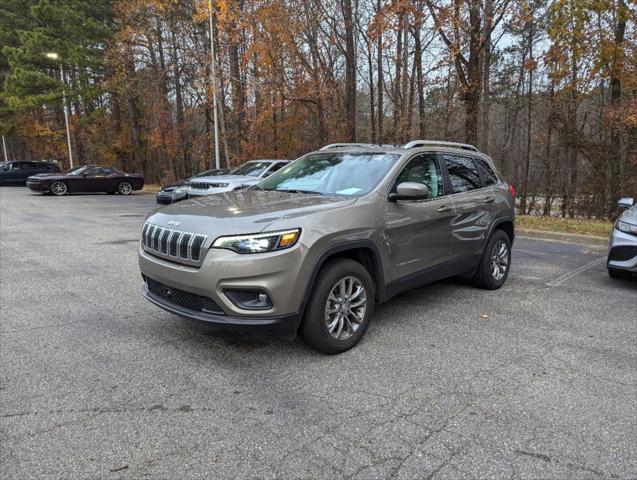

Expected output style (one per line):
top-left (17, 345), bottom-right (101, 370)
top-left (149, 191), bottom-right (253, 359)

top-left (224, 289), bottom-right (273, 310)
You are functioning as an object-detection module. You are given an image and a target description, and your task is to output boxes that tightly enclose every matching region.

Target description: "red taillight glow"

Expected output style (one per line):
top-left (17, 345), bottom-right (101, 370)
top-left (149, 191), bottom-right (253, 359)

top-left (508, 184), bottom-right (516, 197)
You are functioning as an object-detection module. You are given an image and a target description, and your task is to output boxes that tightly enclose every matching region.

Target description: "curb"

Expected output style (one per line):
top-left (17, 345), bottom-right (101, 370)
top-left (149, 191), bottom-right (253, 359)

top-left (517, 228), bottom-right (608, 248)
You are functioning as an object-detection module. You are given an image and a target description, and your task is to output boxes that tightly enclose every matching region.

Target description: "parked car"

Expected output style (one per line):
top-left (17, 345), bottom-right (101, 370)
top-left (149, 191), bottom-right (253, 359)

top-left (138, 141), bottom-right (515, 353)
top-left (27, 165), bottom-right (144, 196)
top-left (0, 161), bottom-right (60, 185)
top-left (608, 197), bottom-right (637, 279)
top-left (156, 168), bottom-right (230, 204)
top-left (186, 160), bottom-right (290, 197)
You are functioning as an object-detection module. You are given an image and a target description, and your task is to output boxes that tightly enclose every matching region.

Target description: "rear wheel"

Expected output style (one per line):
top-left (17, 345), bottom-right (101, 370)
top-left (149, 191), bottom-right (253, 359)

top-left (300, 259), bottom-right (374, 354)
top-left (50, 181), bottom-right (68, 196)
top-left (118, 181), bottom-right (133, 195)
top-left (473, 229), bottom-right (511, 289)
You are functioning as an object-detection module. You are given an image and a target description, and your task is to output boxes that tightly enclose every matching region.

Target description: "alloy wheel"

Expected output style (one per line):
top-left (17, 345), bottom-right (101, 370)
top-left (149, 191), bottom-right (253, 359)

top-left (490, 239), bottom-right (509, 281)
top-left (324, 276), bottom-right (367, 340)
top-left (51, 181), bottom-right (67, 196)
top-left (119, 182), bottom-right (132, 195)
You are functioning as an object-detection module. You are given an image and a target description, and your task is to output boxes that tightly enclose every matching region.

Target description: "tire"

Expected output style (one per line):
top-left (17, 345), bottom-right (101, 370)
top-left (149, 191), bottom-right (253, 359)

top-left (608, 268), bottom-right (629, 280)
top-left (300, 259), bottom-right (375, 354)
top-left (473, 229), bottom-right (511, 290)
top-left (118, 181), bottom-right (133, 195)
top-left (50, 181), bottom-right (68, 196)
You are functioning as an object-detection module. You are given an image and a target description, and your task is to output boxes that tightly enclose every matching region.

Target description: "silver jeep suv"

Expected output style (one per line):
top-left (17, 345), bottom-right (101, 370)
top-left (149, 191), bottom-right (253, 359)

top-left (139, 142), bottom-right (515, 353)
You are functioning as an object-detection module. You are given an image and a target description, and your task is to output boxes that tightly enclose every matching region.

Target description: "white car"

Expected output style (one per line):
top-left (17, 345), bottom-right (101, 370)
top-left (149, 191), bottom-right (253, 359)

top-left (186, 160), bottom-right (290, 197)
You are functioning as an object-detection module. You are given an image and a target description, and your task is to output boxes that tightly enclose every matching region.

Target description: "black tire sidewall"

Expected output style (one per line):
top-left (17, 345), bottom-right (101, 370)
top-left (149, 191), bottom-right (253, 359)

top-left (301, 259), bottom-right (375, 354)
top-left (479, 230), bottom-right (511, 289)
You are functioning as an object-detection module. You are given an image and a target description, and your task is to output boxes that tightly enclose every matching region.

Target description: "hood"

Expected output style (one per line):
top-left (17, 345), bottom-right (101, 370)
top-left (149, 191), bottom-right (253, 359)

top-left (145, 189), bottom-right (357, 237)
top-left (620, 205), bottom-right (637, 226)
top-left (28, 173), bottom-right (59, 179)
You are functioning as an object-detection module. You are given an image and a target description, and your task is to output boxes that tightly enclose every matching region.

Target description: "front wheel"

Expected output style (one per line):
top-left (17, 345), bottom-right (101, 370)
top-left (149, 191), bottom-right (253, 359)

top-left (300, 259), bottom-right (374, 354)
top-left (473, 229), bottom-right (512, 289)
top-left (50, 181), bottom-right (68, 196)
top-left (118, 181), bottom-right (133, 195)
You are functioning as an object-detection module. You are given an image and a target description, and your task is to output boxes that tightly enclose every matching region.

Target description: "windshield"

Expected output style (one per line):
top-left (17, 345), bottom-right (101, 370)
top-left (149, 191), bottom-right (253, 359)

top-left (65, 166), bottom-right (88, 175)
top-left (230, 162), bottom-right (272, 177)
top-left (256, 152), bottom-right (399, 196)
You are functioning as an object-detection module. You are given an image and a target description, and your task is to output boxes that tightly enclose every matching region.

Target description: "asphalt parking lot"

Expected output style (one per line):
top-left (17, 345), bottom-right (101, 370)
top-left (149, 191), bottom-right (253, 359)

top-left (1, 187), bottom-right (636, 479)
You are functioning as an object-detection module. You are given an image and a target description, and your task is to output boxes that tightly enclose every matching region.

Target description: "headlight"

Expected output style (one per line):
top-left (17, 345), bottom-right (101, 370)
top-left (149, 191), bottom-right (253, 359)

top-left (174, 186), bottom-right (188, 193)
top-left (616, 220), bottom-right (637, 235)
top-left (208, 183), bottom-right (229, 188)
top-left (212, 229), bottom-right (301, 254)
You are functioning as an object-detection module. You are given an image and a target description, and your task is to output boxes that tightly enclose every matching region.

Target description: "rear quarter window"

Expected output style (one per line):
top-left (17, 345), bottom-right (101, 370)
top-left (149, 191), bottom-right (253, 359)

top-left (476, 159), bottom-right (498, 185)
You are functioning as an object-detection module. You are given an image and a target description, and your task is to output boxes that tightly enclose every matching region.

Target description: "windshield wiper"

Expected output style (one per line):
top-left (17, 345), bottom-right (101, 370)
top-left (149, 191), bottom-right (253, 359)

top-left (276, 189), bottom-right (324, 195)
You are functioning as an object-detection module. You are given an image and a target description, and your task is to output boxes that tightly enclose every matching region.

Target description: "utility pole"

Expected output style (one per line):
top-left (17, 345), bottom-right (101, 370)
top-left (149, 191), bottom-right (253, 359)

top-left (208, 0), bottom-right (220, 170)
top-left (45, 52), bottom-right (73, 168)
top-left (1, 135), bottom-right (8, 162)
top-left (60, 64), bottom-right (74, 169)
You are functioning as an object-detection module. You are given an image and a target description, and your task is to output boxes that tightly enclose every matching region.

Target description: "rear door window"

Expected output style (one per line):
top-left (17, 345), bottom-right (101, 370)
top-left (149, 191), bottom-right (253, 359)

top-left (443, 155), bottom-right (482, 193)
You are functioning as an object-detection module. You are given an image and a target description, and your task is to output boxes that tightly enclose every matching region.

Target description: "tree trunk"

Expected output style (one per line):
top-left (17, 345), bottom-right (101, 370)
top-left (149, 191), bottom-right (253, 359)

top-left (342, 0), bottom-right (356, 142)
top-left (608, 0), bottom-right (627, 215)
top-left (376, 0), bottom-right (384, 143)
top-left (520, 20), bottom-right (534, 215)
top-left (413, 16), bottom-right (426, 138)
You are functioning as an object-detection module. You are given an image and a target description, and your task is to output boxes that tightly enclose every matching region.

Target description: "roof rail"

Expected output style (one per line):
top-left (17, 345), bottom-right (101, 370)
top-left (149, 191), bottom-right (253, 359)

top-left (319, 143), bottom-right (393, 151)
top-left (402, 140), bottom-right (479, 152)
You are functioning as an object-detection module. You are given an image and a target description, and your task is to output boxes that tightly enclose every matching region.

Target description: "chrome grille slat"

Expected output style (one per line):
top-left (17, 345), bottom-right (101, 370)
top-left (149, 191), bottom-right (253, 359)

top-left (141, 223), bottom-right (206, 266)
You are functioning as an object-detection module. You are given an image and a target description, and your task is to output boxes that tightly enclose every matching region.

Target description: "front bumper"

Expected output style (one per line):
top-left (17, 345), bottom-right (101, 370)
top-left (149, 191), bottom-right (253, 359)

top-left (138, 241), bottom-right (310, 333)
top-left (607, 228), bottom-right (637, 273)
top-left (142, 282), bottom-right (300, 334)
top-left (26, 181), bottom-right (49, 192)
top-left (156, 191), bottom-right (187, 204)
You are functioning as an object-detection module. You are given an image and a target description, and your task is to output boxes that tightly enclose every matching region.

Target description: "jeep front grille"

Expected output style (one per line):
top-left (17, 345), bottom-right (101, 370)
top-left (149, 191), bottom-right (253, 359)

top-left (189, 181), bottom-right (211, 190)
top-left (141, 222), bottom-right (207, 264)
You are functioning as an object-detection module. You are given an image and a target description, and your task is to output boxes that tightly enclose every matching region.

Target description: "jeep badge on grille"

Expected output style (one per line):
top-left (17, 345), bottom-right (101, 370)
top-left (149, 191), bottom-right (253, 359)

top-left (167, 219), bottom-right (180, 228)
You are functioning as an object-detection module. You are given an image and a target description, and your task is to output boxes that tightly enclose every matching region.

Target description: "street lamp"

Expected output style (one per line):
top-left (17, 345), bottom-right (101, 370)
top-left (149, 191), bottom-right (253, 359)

top-left (45, 52), bottom-right (74, 169)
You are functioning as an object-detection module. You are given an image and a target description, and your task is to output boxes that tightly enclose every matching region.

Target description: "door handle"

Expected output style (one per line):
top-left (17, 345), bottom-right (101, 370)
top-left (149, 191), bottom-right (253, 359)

top-left (437, 205), bottom-right (453, 213)
top-left (482, 196), bottom-right (495, 204)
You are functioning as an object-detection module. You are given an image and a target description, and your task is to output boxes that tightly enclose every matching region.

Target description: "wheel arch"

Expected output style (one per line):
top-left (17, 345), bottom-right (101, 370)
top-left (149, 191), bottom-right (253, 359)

top-left (491, 218), bottom-right (515, 245)
top-left (299, 241), bottom-right (386, 321)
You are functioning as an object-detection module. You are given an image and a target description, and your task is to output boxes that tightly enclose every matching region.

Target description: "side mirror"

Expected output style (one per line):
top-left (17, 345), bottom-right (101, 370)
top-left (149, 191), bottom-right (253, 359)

top-left (618, 197), bottom-right (634, 210)
top-left (389, 182), bottom-right (429, 202)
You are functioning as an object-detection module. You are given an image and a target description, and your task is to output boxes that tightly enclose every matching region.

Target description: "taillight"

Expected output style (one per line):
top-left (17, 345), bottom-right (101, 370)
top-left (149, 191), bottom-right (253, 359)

top-left (508, 184), bottom-right (516, 197)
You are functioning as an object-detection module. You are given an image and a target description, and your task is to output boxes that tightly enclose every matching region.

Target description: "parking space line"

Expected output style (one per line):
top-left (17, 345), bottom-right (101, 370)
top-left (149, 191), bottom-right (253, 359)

top-left (546, 256), bottom-right (607, 287)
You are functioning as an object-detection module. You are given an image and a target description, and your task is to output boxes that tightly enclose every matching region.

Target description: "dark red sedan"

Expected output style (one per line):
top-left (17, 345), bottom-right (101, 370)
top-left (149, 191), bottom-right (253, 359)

top-left (27, 165), bottom-right (145, 196)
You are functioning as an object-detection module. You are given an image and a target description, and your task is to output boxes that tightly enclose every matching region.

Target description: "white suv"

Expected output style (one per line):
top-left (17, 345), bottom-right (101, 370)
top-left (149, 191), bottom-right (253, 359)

top-left (187, 160), bottom-right (290, 197)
